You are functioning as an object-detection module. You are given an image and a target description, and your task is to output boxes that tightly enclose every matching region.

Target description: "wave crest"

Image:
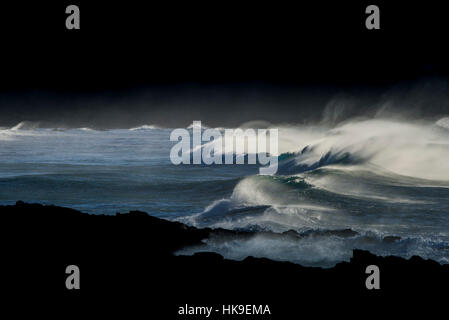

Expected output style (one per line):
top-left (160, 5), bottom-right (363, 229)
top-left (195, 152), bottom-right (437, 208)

top-left (10, 121), bottom-right (41, 131)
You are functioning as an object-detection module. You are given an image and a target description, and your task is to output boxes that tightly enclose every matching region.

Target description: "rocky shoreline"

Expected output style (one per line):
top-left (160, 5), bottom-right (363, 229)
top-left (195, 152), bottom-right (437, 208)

top-left (2, 201), bottom-right (448, 317)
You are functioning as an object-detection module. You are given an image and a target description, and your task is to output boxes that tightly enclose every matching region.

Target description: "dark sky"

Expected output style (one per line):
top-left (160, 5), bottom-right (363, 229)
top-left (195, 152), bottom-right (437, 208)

top-left (1, 1), bottom-right (448, 127)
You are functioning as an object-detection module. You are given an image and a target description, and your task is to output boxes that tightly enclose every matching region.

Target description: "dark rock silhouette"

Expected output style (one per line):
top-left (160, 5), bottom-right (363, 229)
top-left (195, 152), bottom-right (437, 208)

top-left (1, 201), bottom-right (447, 318)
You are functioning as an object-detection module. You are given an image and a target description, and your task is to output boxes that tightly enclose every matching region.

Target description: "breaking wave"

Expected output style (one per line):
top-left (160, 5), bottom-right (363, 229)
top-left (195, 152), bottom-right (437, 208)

top-left (10, 121), bottom-right (41, 131)
top-left (177, 117), bottom-right (449, 266)
top-left (129, 124), bottom-right (159, 130)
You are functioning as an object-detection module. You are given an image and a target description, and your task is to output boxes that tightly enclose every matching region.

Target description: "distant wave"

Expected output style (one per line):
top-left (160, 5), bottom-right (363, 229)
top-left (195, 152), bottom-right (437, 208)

top-left (186, 123), bottom-right (208, 129)
top-left (6, 121), bottom-right (164, 132)
top-left (435, 117), bottom-right (449, 130)
top-left (129, 124), bottom-right (160, 131)
top-left (75, 127), bottom-right (97, 132)
top-left (7, 121), bottom-right (99, 132)
top-left (10, 121), bottom-right (41, 131)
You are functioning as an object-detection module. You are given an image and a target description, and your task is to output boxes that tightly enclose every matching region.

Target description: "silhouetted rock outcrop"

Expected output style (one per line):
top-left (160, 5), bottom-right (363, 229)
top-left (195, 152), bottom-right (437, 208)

top-left (1, 202), bottom-right (447, 318)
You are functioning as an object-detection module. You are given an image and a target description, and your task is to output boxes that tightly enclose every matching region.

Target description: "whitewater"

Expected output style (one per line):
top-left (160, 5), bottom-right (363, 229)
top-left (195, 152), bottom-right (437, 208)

top-left (1, 118), bottom-right (449, 267)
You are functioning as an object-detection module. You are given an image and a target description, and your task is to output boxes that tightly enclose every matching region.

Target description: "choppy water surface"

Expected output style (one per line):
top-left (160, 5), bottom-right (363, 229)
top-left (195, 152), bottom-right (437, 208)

top-left (2, 119), bottom-right (449, 267)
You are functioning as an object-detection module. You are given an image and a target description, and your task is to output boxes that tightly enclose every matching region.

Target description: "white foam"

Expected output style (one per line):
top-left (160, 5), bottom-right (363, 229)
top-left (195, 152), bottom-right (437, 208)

top-left (129, 124), bottom-right (159, 130)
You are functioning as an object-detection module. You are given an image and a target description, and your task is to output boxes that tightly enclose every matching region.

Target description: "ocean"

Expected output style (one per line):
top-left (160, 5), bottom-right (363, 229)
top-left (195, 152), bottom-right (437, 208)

top-left (1, 119), bottom-right (449, 267)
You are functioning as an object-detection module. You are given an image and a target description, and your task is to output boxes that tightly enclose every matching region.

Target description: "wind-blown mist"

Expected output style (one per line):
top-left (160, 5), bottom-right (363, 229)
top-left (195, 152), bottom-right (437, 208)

top-left (1, 80), bottom-right (449, 129)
